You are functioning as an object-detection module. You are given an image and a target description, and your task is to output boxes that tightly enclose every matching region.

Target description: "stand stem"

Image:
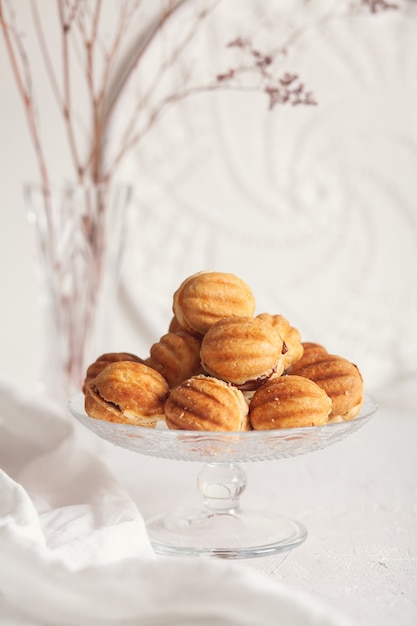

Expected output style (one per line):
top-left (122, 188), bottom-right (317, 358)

top-left (146, 461), bottom-right (307, 558)
top-left (197, 462), bottom-right (247, 514)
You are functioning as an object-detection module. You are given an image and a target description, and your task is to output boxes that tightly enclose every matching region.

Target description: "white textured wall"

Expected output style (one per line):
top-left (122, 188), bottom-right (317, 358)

top-left (1, 1), bottom-right (416, 399)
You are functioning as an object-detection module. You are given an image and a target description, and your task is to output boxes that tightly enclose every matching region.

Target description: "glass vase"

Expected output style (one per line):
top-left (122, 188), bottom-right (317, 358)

top-left (24, 181), bottom-right (132, 406)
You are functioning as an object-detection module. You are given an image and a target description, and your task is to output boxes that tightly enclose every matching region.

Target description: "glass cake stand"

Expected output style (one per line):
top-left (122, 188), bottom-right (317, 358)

top-left (68, 393), bottom-right (378, 559)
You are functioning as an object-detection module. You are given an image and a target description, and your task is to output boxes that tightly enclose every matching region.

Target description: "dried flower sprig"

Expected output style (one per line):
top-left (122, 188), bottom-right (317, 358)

top-left (0, 0), bottom-right (400, 191)
top-left (0, 0), bottom-right (318, 190)
top-left (362, 0), bottom-right (399, 14)
top-left (218, 38), bottom-right (317, 109)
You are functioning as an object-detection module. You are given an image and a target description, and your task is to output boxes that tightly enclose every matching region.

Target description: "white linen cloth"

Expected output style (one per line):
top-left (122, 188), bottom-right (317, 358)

top-left (0, 374), bottom-right (352, 625)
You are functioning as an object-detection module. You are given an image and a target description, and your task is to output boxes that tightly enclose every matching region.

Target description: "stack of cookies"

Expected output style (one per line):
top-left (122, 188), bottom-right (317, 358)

top-left (83, 271), bottom-right (364, 431)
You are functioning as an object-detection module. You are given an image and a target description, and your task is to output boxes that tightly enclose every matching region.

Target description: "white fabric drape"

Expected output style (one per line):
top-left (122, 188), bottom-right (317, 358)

top-left (0, 375), bottom-right (351, 625)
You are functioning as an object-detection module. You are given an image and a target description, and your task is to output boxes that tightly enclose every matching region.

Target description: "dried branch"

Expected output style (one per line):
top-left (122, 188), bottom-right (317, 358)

top-left (362, 0), bottom-right (399, 13)
top-left (30, 0), bottom-right (63, 113)
top-left (218, 38), bottom-right (317, 110)
top-left (0, 0), bottom-right (401, 191)
top-left (102, 0), bottom-right (191, 137)
top-left (0, 0), bottom-right (49, 190)
top-left (58, 0), bottom-right (85, 179)
top-left (107, 2), bottom-right (220, 180)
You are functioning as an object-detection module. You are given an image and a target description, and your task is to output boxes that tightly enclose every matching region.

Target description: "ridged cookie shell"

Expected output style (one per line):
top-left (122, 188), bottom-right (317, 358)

top-left (249, 374), bottom-right (332, 429)
top-left (289, 353), bottom-right (363, 419)
top-left (85, 361), bottom-right (169, 425)
top-left (146, 331), bottom-right (203, 389)
top-left (173, 271), bottom-right (256, 335)
top-left (256, 313), bottom-right (304, 369)
top-left (200, 316), bottom-right (285, 389)
top-left (83, 351), bottom-right (144, 393)
top-left (165, 374), bottom-right (249, 431)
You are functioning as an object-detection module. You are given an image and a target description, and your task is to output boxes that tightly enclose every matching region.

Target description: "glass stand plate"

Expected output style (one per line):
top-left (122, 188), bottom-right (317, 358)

top-left (68, 393), bottom-right (378, 559)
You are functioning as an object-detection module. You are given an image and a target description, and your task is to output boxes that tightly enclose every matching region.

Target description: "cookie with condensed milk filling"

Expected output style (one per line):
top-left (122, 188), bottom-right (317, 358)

top-left (85, 361), bottom-right (169, 427)
top-left (256, 313), bottom-right (303, 370)
top-left (200, 316), bottom-right (285, 391)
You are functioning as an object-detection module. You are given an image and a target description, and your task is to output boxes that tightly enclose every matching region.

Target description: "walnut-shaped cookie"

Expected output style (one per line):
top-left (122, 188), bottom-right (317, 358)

top-left (200, 316), bottom-right (285, 391)
top-left (172, 271), bottom-right (256, 335)
top-left (249, 374), bottom-right (332, 429)
top-left (289, 353), bottom-right (364, 421)
top-left (85, 361), bottom-right (169, 427)
top-left (146, 330), bottom-right (204, 389)
top-left (82, 351), bottom-right (144, 393)
top-left (256, 313), bottom-right (303, 370)
top-left (165, 375), bottom-right (249, 431)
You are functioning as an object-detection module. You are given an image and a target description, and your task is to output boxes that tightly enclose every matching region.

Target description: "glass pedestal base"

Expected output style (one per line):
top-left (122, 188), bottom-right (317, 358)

top-left (67, 394), bottom-right (378, 560)
top-left (146, 507), bottom-right (307, 559)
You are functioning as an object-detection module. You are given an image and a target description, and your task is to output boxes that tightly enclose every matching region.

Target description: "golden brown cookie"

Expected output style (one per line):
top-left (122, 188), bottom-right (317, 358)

top-left (165, 374), bottom-right (249, 431)
top-left (200, 316), bottom-right (285, 390)
top-left (172, 271), bottom-right (256, 335)
top-left (84, 361), bottom-right (169, 427)
top-left (289, 353), bottom-right (364, 421)
top-left (249, 374), bottom-right (332, 429)
top-left (82, 352), bottom-right (144, 393)
top-left (146, 330), bottom-right (204, 389)
top-left (256, 313), bottom-right (303, 370)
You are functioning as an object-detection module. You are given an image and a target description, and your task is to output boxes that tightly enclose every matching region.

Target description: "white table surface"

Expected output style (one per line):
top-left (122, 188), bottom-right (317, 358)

top-left (80, 404), bottom-right (417, 626)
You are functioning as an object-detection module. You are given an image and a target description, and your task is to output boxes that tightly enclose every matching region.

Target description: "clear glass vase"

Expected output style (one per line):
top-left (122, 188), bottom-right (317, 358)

top-left (24, 181), bottom-right (132, 406)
